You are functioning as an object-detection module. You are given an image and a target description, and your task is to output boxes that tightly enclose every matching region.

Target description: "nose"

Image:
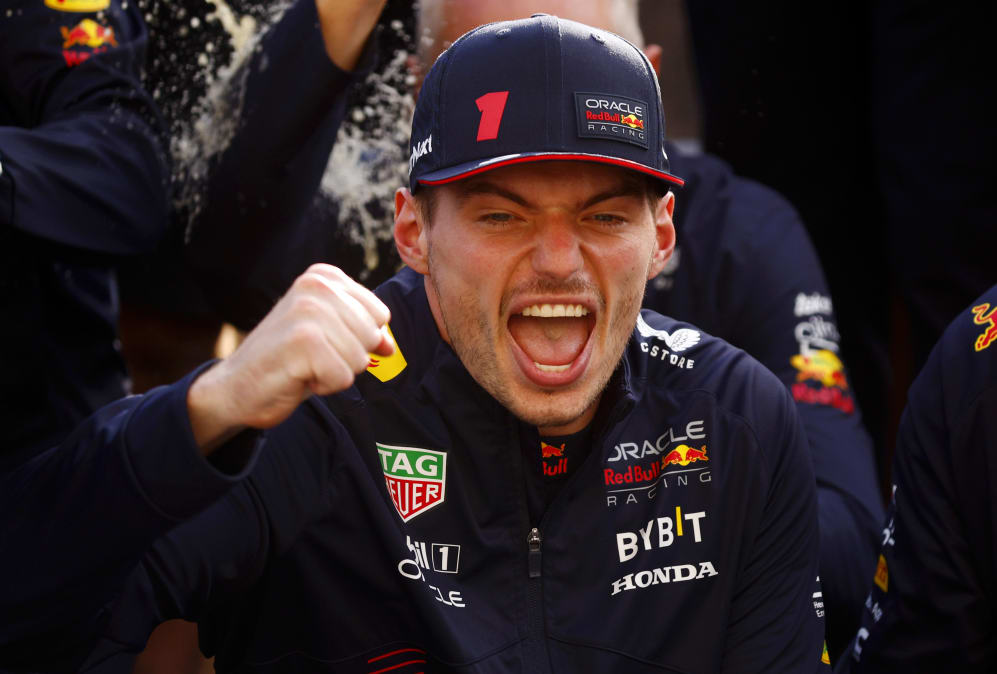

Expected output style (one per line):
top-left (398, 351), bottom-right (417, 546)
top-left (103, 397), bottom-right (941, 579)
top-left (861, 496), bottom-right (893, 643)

top-left (530, 214), bottom-right (584, 280)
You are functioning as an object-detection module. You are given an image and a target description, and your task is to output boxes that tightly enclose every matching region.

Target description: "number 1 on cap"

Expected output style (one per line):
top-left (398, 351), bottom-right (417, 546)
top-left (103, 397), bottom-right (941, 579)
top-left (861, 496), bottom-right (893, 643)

top-left (475, 91), bottom-right (509, 141)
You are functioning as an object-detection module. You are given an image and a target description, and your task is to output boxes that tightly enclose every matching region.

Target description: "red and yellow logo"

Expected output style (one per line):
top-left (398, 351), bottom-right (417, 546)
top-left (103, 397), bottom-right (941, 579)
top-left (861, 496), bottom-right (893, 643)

top-left (366, 324), bottom-right (407, 382)
top-left (661, 444), bottom-right (708, 467)
top-left (971, 302), bottom-right (997, 352)
top-left (45, 0), bottom-right (109, 12)
top-left (620, 114), bottom-right (645, 130)
top-left (791, 349), bottom-right (848, 389)
top-left (61, 18), bottom-right (117, 48)
top-left (541, 441), bottom-right (565, 458)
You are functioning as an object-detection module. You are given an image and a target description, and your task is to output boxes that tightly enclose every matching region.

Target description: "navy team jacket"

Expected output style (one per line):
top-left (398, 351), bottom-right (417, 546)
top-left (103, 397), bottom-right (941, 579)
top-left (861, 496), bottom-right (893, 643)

top-left (169, 3), bottom-right (881, 657)
top-left (2, 268), bottom-right (829, 672)
top-left (0, 0), bottom-right (170, 465)
top-left (847, 284), bottom-right (997, 672)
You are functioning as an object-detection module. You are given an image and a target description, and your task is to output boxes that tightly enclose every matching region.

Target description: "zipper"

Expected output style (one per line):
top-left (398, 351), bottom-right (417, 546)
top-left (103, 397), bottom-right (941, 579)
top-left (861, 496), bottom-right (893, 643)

top-left (524, 526), bottom-right (549, 673)
top-left (518, 385), bottom-right (632, 672)
top-left (527, 527), bottom-right (542, 578)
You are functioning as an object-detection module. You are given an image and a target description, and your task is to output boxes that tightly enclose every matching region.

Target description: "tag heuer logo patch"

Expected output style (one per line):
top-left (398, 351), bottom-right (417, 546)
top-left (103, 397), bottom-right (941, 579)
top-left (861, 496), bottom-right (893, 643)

top-left (377, 443), bottom-right (447, 522)
top-left (575, 92), bottom-right (649, 149)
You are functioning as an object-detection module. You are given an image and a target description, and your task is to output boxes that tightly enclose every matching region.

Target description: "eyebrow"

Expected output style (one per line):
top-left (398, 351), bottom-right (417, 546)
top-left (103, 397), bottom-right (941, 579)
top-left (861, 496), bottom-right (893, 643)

top-left (456, 181), bottom-right (533, 208)
top-left (579, 178), bottom-right (648, 210)
top-left (456, 175), bottom-right (648, 210)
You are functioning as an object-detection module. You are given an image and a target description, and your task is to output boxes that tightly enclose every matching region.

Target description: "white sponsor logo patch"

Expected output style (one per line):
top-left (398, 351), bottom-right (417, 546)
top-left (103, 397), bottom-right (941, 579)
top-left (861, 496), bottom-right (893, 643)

top-left (397, 536), bottom-right (466, 608)
top-left (408, 134), bottom-right (433, 175)
top-left (615, 508), bottom-right (706, 562)
top-left (794, 292), bottom-right (833, 317)
top-left (611, 561), bottom-right (718, 596)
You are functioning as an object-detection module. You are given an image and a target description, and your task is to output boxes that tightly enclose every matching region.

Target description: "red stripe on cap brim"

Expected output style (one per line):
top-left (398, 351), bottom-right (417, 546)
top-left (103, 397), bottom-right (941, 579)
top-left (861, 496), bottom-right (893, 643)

top-left (417, 153), bottom-right (685, 188)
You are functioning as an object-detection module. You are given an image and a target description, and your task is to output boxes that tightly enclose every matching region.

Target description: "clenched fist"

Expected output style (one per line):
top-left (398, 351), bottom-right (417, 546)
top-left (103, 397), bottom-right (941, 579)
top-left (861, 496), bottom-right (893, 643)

top-left (188, 264), bottom-right (394, 452)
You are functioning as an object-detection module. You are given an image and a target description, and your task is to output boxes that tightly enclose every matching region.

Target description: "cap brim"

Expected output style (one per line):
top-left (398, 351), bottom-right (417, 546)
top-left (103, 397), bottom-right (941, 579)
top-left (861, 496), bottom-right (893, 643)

top-left (416, 152), bottom-right (685, 189)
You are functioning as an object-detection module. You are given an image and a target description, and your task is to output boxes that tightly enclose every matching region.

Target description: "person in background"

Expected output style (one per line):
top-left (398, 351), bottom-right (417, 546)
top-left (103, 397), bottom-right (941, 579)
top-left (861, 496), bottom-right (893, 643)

top-left (123, 2), bottom-right (390, 671)
top-left (0, 0), bottom-right (170, 468)
top-left (844, 283), bottom-right (997, 672)
top-left (682, 0), bottom-right (997, 489)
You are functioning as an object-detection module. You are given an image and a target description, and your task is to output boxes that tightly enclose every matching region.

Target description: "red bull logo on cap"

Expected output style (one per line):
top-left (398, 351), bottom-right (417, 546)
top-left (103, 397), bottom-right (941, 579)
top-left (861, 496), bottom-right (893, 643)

top-left (661, 444), bottom-right (708, 468)
top-left (575, 92), bottom-right (649, 149)
top-left (971, 302), bottom-right (997, 352)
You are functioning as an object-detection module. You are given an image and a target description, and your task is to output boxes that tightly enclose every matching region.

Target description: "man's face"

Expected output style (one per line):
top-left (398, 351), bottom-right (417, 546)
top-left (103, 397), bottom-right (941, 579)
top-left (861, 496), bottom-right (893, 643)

top-left (410, 161), bottom-right (673, 435)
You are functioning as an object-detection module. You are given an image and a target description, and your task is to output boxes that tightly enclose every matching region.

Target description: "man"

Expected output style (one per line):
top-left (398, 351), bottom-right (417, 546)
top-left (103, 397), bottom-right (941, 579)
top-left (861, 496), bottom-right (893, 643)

top-left (1, 16), bottom-right (827, 672)
top-left (167, 0), bottom-right (881, 660)
top-left (414, 2), bottom-right (884, 660)
top-left (0, 0), bottom-right (170, 467)
top-left (846, 284), bottom-right (997, 672)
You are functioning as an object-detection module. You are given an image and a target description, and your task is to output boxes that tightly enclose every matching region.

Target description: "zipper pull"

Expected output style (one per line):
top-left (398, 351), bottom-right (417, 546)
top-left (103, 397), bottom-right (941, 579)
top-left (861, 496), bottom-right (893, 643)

top-left (528, 527), bottom-right (542, 578)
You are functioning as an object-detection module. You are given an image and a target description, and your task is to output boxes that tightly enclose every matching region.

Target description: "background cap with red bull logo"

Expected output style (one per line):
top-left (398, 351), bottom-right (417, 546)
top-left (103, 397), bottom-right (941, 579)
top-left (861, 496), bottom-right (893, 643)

top-left (407, 13), bottom-right (684, 193)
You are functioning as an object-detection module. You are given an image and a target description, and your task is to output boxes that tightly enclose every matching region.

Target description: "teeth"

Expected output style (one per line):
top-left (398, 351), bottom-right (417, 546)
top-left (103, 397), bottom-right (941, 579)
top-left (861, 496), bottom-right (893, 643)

top-left (534, 362), bottom-right (571, 373)
top-left (521, 304), bottom-right (589, 317)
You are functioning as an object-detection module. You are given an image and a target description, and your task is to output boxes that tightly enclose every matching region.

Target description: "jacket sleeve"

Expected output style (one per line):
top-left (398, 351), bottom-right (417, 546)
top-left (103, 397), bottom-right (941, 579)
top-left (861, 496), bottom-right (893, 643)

top-left (850, 293), bottom-right (997, 671)
top-left (0, 365), bottom-right (262, 668)
top-left (721, 379), bottom-right (830, 673)
top-left (184, 0), bottom-right (379, 330)
top-left (75, 397), bottom-right (350, 667)
top-left (0, 0), bottom-right (169, 254)
top-left (723, 182), bottom-right (884, 657)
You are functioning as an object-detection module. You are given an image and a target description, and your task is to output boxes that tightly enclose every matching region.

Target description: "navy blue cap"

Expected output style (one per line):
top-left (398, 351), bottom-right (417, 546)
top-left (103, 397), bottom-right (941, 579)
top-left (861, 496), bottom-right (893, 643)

top-left (408, 14), bottom-right (684, 193)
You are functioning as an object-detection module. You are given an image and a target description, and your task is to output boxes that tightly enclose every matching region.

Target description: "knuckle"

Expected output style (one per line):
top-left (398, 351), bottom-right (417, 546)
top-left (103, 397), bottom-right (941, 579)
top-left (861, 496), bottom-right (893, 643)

top-left (305, 262), bottom-right (337, 276)
top-left (352, 345), bottom-right (372, 373)
top-left (292, 272), bottom-right (327, 294)
top-left (289, 323), bottom-right (325, 351)
top-left (289, 294), bottom-right (324, 318)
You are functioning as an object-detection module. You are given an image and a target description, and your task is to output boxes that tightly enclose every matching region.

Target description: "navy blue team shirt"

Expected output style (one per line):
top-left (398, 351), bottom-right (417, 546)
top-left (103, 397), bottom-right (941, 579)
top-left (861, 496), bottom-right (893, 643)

top-left (1, 267), bottom-right (830, 672)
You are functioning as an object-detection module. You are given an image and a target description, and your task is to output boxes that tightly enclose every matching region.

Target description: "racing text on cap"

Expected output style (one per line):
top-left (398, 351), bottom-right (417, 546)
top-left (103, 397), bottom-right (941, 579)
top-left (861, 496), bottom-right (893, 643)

top-left (575, 92), bottom-right (649, 149)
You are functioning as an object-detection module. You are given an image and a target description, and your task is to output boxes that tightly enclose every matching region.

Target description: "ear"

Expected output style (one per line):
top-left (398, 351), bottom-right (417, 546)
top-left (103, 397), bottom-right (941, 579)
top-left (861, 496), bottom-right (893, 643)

top-left (643, 44), bottom-right (662, 75)
top-left (394, 188), bottom-right (430, 275)
top-left (647, 191), bottom-right (676, 280)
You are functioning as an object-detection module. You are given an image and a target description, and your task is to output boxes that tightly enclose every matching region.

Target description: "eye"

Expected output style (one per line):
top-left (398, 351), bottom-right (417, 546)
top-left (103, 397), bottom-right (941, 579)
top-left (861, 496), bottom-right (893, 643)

top-left (480, 212), bottom-right (515, 224)
top-left (590, 213), bottom-right (628, 226)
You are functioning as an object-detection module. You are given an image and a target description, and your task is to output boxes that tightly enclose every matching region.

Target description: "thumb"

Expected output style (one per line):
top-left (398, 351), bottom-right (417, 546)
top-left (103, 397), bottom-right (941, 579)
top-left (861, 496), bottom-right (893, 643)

top-left (371, 325), bottom-right (396, 357)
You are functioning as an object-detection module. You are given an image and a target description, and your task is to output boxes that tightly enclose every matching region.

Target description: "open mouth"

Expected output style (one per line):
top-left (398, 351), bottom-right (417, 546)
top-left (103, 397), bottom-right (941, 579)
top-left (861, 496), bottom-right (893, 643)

top-left (507, 301), bottom-right (597, 386)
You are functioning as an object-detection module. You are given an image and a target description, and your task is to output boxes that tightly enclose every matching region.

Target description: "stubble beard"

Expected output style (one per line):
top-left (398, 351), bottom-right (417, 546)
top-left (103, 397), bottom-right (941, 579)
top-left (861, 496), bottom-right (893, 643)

top-left (428, 261), bottom-right (646, 431)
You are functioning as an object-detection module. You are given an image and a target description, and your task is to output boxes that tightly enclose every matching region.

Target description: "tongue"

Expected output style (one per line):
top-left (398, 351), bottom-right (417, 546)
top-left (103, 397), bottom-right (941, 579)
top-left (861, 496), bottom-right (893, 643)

top-left (508, 316), bottom-right (590, 366)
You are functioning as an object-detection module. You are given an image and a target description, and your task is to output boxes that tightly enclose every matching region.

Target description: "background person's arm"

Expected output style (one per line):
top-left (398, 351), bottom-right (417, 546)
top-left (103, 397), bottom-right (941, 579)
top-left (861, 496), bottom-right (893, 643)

top-left (0, 0), bottom-right (169, 254)
top-left (184, 0), bottom-right (387, 330)
top-left (720, 182), bottom-right (885, 661)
